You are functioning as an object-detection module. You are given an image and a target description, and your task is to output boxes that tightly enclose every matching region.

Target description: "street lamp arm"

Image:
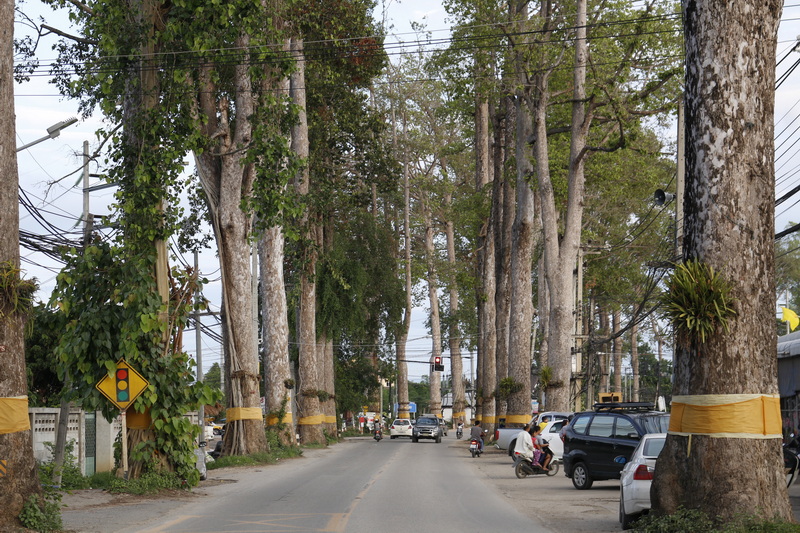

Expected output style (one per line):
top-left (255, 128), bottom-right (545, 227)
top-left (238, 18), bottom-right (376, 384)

top-left (16, 117), bottom-right (78, 152)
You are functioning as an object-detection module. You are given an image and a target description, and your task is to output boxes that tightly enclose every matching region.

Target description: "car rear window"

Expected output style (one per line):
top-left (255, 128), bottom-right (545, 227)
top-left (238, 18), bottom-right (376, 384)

top-left (643, 437), bottom-right (666, 457)
top-left (638, 414), bottom-right (670, 434)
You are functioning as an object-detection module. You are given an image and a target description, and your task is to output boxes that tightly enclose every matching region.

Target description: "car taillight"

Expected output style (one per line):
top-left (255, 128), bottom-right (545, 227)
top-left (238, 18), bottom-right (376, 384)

top-left (494, 430), bottom-right (499, 441)
top-left (391, 425), bottom-right (395, 429)
top-left (633, 464), bottom-right (653, 481)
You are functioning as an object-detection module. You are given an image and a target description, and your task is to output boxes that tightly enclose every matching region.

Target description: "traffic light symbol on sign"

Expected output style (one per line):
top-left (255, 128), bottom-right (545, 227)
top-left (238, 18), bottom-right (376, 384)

top-left (116, 368), bottom-right (130, 402)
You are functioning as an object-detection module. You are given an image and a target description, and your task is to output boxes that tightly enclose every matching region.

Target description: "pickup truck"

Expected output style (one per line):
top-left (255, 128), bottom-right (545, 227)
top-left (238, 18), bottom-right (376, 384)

top-left (493, 412), bottom-right (572, 457)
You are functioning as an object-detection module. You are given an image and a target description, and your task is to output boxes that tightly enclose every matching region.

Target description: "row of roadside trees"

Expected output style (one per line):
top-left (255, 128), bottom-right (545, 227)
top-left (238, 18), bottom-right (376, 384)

top-left (0, 0), bottom-right (796, 528)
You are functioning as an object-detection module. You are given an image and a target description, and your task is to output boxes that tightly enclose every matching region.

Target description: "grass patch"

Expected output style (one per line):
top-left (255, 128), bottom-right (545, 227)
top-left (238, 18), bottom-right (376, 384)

top-left (207, 442), bottom-right (303, 470)
top-left (633, 508), bottom-right (800, 532)
top-left (107, 470), bottom-right (185, 495)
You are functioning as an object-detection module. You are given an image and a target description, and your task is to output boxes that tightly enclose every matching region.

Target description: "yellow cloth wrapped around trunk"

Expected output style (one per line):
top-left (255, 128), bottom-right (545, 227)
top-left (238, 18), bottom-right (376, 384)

top-left (0, 396), bottom-right (31, 435)
top-left (668, 394), bottom-right (781, 438)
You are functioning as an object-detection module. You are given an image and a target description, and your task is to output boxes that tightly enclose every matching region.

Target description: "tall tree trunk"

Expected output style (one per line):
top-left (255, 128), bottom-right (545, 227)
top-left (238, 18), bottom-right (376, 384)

top-left (445, 193), bottom-right (466, 425)
top-left (507, 94), bottom-right (535, 425)
top-left (396, 123), bottom-right (412, 421)
top-left (631, 321), bottom-right (639, 402)
top-left (193, 29), bottom-right (268, 456)
top-left (423, 202), bottom-right (443, 417)
top-left (613, 310), bottom-right (622, 394)
top-left (291, 37), bottom-right (324, 445)
top-left (320, 221), bottom-right (336, 436)
top-left (475, 87), bottom-right (496, 431)
top-left (0, 0), bottom-right (40, 520)
top-left (260, 224), bottom-right (294, 446)
top-left (652, 0), bottom-right (791, 520)
top-left (260, 41), bottom-right (294, 447)
top-left (537, 256), bottom-right (550, 406)
top-left (540, 0), bottom-right (590, 412)
top-left (493, 99), bottom-right (511, 423)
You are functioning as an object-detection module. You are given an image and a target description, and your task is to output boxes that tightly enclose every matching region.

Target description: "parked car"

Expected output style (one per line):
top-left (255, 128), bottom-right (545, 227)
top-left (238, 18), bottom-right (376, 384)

top-left (504, 419), bottom-right (567, 461)
top-left (561, 402), bottom-right (669, 490)
top-left (211, 419), bottom-right (225, 435)
top-left (412, 416), bottom-right (443, 443)
top-left (618, 433), bottom-right (666, 529)
top-left (390, 419), bottom-right (413, 438)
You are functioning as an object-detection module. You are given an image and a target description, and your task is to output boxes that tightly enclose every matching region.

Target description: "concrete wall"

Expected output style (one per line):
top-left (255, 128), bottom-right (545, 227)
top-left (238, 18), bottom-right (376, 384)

top-left (29, 409), bottom-right (202, 475)
top-left (29, 408), bottom-right (121, 475)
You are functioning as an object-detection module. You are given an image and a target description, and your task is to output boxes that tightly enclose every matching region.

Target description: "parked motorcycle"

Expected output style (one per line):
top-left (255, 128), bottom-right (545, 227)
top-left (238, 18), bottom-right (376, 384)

top-left (514, 453), bottom-right (559, 478)
top-left (456, 424), bottom-right (464, 439)
top-left (373, 428), bottom-right (383, 442)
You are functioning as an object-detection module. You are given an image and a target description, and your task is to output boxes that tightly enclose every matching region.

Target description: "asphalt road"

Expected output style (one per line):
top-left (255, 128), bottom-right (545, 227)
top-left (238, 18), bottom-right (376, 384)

top-left (62, 435), bottom-right (550, 533)
top-left (60, 434), bottom-right (800, 533)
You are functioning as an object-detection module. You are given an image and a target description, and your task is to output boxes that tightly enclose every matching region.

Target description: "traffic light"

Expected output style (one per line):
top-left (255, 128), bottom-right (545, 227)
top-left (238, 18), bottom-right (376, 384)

top-left (115, 367), bottom-right (130, 403)
top-left (433, 356), bottom-right (445, 372)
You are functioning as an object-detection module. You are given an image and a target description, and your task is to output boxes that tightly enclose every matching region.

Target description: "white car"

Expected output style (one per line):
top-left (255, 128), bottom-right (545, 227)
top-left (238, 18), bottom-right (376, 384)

top-left (389, 419), bottom-right (413, 438)
top-left (619, 432), bottom-right (666, 529)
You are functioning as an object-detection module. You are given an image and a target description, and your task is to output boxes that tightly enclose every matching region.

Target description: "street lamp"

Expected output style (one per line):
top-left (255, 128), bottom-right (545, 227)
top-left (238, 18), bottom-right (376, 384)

top-left (16, 117), bottom-right (78, 152)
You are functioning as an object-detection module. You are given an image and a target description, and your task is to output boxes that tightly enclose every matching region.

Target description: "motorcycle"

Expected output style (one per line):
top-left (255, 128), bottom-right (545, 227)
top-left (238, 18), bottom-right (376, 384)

top-left (514, 453), bottom-right (559, 478)
top-left (456, 424), bottom-right (464, 439)
top-left (373, 428), bottom-right (383, 442)
top-left (469, 437), bottom-right (483, 457)
top-left (784, 434), bottom-right (799, 487)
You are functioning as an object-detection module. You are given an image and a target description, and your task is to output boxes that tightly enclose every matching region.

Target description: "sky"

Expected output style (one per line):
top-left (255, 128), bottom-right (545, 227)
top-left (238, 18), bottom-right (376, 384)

top-left (12, 1), bottom-right (800, 384)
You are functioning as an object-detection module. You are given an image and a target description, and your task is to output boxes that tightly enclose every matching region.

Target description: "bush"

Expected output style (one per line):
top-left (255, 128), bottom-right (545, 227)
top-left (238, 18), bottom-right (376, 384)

top-left (38, 440), bottom-right (91, 490)
top-left (19, 494), bottom-right (62, 533)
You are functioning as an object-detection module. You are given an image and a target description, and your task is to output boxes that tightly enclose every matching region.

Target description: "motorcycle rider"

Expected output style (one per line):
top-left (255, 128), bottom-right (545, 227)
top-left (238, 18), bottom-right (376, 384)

top-left (469, 420), bottom-right (485, 453)
top-left (456, 419), bottom-right (464, 438)
top-left (532, 425), bottom-right (553, 471)
top-left (513, 425), bottom-right (539, 464)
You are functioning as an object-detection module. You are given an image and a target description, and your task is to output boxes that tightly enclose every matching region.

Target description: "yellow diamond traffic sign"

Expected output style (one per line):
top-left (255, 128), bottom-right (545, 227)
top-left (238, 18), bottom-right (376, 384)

top-left (96, 359), bottom-right (149, 411)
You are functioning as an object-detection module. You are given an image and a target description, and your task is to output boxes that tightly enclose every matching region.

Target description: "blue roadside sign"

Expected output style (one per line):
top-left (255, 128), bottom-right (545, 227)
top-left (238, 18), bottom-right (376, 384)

top-left (394, 402), bottom-right (417, 413)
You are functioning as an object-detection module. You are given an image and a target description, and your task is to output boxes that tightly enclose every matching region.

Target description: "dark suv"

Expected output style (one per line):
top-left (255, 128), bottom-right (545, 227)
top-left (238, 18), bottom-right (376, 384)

top-left (412, 416), bottom-right (443, 443)
top-left (562, 402), bottom-right (669, 490)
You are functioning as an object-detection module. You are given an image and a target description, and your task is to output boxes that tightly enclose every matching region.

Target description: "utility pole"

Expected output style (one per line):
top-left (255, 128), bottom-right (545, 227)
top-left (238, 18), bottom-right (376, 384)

top-left (195, 250), bottom-right (205, 473)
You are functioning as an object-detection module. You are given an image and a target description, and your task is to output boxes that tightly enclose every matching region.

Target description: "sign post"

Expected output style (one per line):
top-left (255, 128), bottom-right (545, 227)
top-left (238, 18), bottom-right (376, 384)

top-left (95, 360), bottom-right (149, 480)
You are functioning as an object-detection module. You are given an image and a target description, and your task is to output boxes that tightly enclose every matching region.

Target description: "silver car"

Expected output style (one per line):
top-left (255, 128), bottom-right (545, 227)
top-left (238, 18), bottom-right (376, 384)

top-left (618, 433), bottom-right (666, 529)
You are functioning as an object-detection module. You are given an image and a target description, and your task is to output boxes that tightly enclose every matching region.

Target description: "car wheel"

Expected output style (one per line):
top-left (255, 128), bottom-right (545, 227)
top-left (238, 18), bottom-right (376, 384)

top-left (412, 437), bottom-right (418, 443)
top-left (571, 462), bottom-right (593, 490)
top-left (436, 435), bottom-right (441, 444)
top-left (390, 435), bottom-right (396, 439)
top-left (620, 493), bottom-right (636, 530)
